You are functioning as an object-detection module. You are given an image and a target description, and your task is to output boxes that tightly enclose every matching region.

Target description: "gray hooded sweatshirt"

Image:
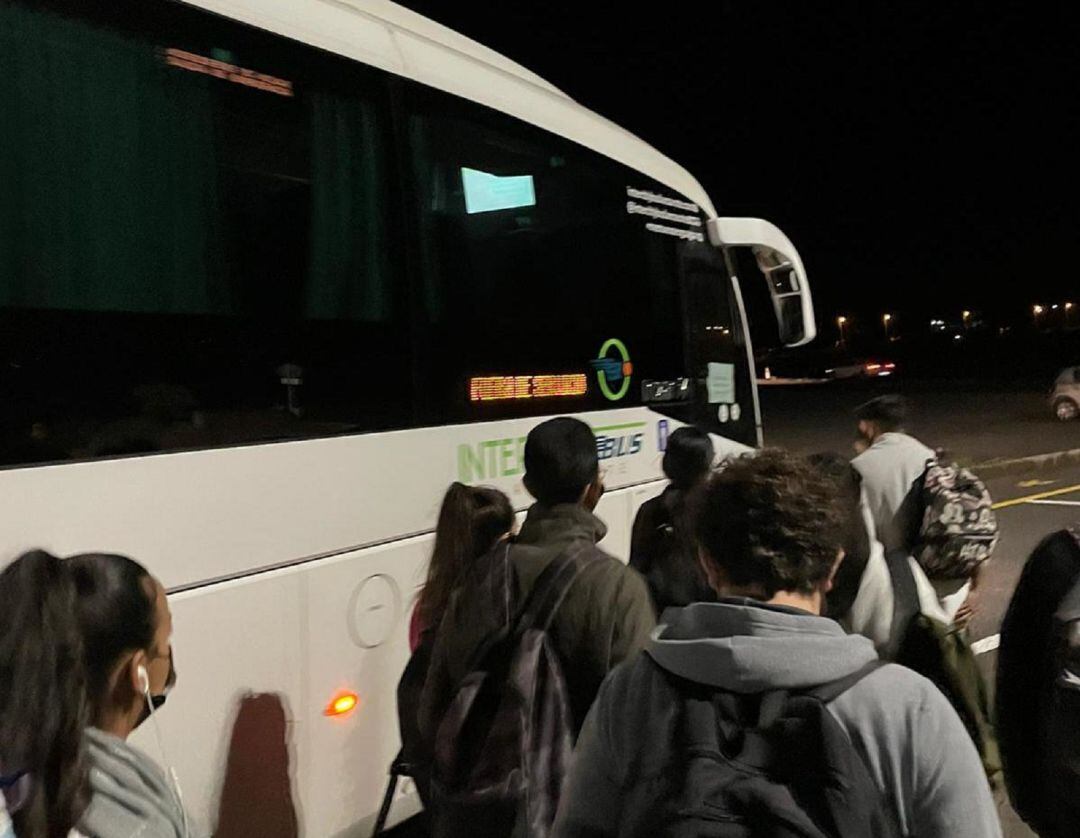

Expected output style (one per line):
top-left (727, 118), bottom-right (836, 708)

top-left (79, 728), bottom-right (187, 838)
top-left (553, 600), bottom-right (1000, 838)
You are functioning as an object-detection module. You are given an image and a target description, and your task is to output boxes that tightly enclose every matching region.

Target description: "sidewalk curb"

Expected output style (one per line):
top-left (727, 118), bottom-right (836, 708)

top-left (971, 447), bottom-right (1080, 478)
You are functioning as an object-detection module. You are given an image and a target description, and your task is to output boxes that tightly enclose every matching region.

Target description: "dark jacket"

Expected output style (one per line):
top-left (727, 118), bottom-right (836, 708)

top-left (418, 502), bottom-right (656, 741)
top-left (553, 600), bottom-right (999, 838)
top-left (998, 527), bottom-right (1080, 838)
top-left (629, 487), bottom-right (714, 614)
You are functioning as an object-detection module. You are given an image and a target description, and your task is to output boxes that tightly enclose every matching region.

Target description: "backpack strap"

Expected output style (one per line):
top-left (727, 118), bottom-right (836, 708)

top-left (459, 543), bottom-right (595, 672)
top-left (883, 548), bottom-right (921, 659)
top-left (514, 543), bottom-right (596, 634)
top-left (459, 543), bottom-right (515, 671)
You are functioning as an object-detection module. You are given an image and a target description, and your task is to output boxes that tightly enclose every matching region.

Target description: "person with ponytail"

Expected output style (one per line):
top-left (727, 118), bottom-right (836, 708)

top-left (410, 482), bottom-right (515, 652)
top-left (630, 426), bottom-right (716, 613)
top-left (0, 550), bottom-right (91, 838)
top-left (392, 483), bottom-right (514, 808)
top-left (67, 553), bottom-right (187, 838)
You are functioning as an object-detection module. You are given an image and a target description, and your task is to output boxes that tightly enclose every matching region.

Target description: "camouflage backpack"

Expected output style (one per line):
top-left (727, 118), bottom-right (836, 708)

top-left (914, 461), bottom-right (998, 580)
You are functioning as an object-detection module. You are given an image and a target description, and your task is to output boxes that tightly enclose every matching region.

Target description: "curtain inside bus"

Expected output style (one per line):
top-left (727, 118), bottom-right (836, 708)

top-left (0, 3), bottom-right (226, 314)
top-left (306, 91), bottom-right (389, 322)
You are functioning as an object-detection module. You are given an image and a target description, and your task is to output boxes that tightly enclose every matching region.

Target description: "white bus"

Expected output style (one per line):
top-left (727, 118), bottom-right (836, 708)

top-left (0, 1), bottom-right (815, 834)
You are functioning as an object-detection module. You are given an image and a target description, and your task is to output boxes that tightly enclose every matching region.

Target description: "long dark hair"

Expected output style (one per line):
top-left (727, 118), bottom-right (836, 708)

top-left (662, 427), bottom-right (715, 491)
top-left (67, 553), bottom-right (157, 720)
top-left (0, 550), bottom-right (90, 838)
top-left (416, 483), bottom-right (514, 631)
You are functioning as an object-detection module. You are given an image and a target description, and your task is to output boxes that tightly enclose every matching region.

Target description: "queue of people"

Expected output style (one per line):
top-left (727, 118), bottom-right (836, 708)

top-left (3, 401), bottom-right (1079, 837)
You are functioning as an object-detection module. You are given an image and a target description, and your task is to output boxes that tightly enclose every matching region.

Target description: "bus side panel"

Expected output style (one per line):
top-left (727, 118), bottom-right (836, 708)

top-left (0, 408), bottom-right (671, 593)
top-left (302, 537), bottom-right (428, 837)
top-left (131, 573), bottom-right (309, 837)
top-left (134, 482), bottom-right (663, 836)
top-left (591, 489), bottom-right (636, 564)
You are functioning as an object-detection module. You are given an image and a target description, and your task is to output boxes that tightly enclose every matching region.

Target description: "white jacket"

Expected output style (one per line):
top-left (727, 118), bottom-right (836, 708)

top-left (845, 493), bottom-right (954, 655)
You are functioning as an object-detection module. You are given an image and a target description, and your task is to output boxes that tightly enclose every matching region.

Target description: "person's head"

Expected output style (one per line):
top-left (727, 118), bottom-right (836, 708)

top-left (0, 550), bottom-right (90, 838)
top-left (523, 417), bottom-right (603, 509)
top-left (67, 554), bottom-right (175, 741)
top-left (691, 449), bottom-right (847, 613)
top-left (416, 483), bottom-right (514, 630)
top-left (806, 452), bottom-right (871, 618)
top-left (662, 427), bottom-right (715, 491)
top-left (854, 395), bottom-right (909, 446)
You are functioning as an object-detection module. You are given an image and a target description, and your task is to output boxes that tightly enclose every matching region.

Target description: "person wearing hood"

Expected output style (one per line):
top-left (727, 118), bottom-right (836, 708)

top-left (553, 449), bottom-right (999, 838)
top-left (68, 553), bottom-right (188, 838)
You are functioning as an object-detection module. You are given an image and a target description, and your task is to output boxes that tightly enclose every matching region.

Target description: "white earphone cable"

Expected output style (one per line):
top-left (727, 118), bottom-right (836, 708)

top-left (142, 677), bottom-right (190, 838)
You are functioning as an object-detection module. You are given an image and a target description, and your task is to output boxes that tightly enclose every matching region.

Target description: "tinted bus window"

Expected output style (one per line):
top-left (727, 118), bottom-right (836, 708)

top-left (406, 89), bottom-right (696, 425)
top-left (0, 1), bottom-right (409, 466)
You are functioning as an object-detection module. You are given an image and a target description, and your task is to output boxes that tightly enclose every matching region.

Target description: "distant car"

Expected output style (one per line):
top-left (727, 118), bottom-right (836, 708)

top-left (758, 348), bottom-right (896, 383)
top-left (1052, 366), bottom-right (1080, 421)
top-left (825, 358), bottom-right (897, 381)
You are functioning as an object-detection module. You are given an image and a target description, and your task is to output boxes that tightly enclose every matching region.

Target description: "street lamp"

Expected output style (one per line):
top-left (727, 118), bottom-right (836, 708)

top-left (1067, 302), bottom-right (1075, 327)
top-left (883, 313), bottom-right (892, 340)
top-left (837, 316), bottom-right (848, 345)
top-left (962, 310), bottom-right (971, 330)
top-left (1034, 304), bottom-right (1044, 327)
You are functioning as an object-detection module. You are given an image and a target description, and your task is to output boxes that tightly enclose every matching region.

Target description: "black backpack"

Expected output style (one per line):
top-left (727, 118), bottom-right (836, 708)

top-left (647, 658), bottom-right (896, 838)
top-left (429, 546), bottom-right (592, 838)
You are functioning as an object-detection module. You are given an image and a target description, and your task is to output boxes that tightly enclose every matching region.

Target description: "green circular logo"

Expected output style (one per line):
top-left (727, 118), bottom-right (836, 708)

top-left (592, 338), bottom-right (633, 401)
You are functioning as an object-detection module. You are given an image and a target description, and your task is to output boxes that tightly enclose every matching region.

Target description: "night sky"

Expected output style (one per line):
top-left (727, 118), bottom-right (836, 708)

top-left (401, 2), bottom-right (1078, 340)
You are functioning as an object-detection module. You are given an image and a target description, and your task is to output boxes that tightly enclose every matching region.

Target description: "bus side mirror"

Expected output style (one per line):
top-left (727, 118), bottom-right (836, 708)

top-left (705, 217), bottom-right (817, 347)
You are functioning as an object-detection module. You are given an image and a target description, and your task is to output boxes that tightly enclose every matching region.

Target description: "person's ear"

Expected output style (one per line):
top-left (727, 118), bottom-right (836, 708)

top-left (822, 549), bottom-right (845, 594)
top-left (580, 474), bottom-right (604, 511)
top-left (121, 650), bottom-right (147, 698)
top-left (697, 548), bottom-right (722, 594)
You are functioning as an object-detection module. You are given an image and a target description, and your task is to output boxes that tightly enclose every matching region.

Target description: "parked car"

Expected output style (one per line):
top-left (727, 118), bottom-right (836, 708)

top-left (1052, 366), bottom-right (1080, 421)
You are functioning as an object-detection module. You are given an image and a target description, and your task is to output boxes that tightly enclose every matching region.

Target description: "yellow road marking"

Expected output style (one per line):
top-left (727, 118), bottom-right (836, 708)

top-left (993, 484), bottom-right (1080, 510)
top-left (1017, 478), bottom-right (1057, 488)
